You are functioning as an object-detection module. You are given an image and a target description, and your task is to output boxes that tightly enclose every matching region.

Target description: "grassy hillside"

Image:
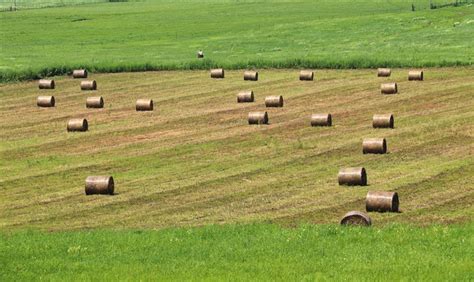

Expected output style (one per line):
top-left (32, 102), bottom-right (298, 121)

top-left (1, 68), bottom-right (473, 230)
top-left (0, 1), bottom-right (473, 81)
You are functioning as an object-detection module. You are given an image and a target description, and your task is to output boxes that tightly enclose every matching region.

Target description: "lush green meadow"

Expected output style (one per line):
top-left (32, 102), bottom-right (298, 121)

top-left (1, 223), bottom-right (473, 280)
top-left (0, 0), bottom-right (473, 81)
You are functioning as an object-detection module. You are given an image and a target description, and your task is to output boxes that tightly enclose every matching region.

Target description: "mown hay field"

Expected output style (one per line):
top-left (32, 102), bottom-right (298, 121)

top-left (1, 68), bottom-right (473, 230)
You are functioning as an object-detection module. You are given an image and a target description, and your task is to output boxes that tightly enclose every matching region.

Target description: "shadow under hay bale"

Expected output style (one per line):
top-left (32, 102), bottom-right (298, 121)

top-left (362, 138), bottom-right (387, 154)
top-left (37, 96), bottom-right (55, 107)
top-left (67, 118), bottom-right (88, 132)
top-left (38, 79), bottom-right (55, 89)
top-left (237, 91), bottom-right (254, 103)
top-left (86, 96), bottom-right (104, 108)
top-left (408, 70), bottom-right (424, 81)
top-left (136, 99), bottom-right (153, 111)
top-left (381, 83), bottom-right (397, 94)
top-left (373, 114), bottom-right (394, 129)
top-left (340, 211), bottom-right (372, 226)
top-left (244, 71), bottom-right (258, 81)
top-left (366, 191), bottom-right (399, 212)
top-left (248, 111), bottom-right (268, 125)
top-left (338, 167), bottom-right (367, 186)
top-left (72, 69), bottom-right (88, 79)
top-left (377, 68), bottom-right (391, 77)
top-left (311, 113), bottom-right (332, 126)
top-left (211, 68), bottom-right (224, 79)
top-left (85, 176), bottom-right (114, 195)
top-left (265, 96), bottom-right (283, 107)
top-left (299, 70), bottom-right (314, 81)
top-left (81, 80), bottom-right (97, 91)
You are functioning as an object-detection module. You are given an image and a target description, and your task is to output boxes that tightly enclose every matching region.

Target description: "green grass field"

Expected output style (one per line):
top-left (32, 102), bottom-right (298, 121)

top-left (0, 0), bottom-right (473, 81)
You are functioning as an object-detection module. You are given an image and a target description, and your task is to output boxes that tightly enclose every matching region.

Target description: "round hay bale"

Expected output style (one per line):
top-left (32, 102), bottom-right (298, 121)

top-left (377, 68), bottom-right (391, 77)
top-left (408, 70), bottom-right (423, 81)
top-left (67, 118), bottom-right (88, 132)
top-left (373, 114), bottom-right (394, 129)
top-left (366, 191), bottom-right (399, 212)
top-left (37, 96), bottom-right (55, 107)
top-left (248, 111), bottom-right (268, 125)
top-left (38, 79), bottom-right (55, 89)
top-left (86, 96), bottom-right (104, 108)
top-left (85, 176), bottom-right (114, 195)
top-left (197, 50), bottom-right (204, 58)
top-left (81, 80), bottom-right (97, 91)
top-left (338, 167), bottom-right (367, 186)
top-left (72, 69), bottom-right (88, 79)
top-left (265, 96), bottom-right (283, 107)
top-left (237, 91), bottom-right (254, 103)
top-left (136, 99), bottom-right (153, 111)
top-left (244, 71), bottom-right (258, 81)
top-left (362, 138), bottom-right (387, 154)
top-left (299, 70), bottom-right (314, 81)
top-left (381, 83), bottom-right (397, 94)
top-left (311, 113), bottom-right (332, 126)
top-left (211, 68), bottom-right (224, 79)
top-left (340, 211), bottom-right (372, 226)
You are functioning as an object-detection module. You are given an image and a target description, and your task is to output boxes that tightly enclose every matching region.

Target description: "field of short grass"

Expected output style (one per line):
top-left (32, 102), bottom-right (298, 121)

top-left (0, 0), bottom-right (473, 81)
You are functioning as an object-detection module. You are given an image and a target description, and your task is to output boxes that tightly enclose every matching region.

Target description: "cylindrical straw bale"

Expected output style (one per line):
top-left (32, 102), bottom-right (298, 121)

top-left (81, 80), bottom-right (97, 90)
top-left (136, 99), bottom-right (153, 111)
top-left (311, 113), bottom-right (332, 126)
top-left (377, 68), bottom-right (391, 77)
top-left (299, 70), bottom-right (314, 81)
top-left (85, 176), bottom-right (114, 195)
top-left (265, 96), bottom-right (283, 107)
top-left (381, 83), bottom-right (397, 94)
top-left (86, 96), bottom-right (104, 108)
top-left (211, 68), bottom-right (224, 79)
top-left (72, 69), bottom-right (88, 78)
top-left (197, 51), bottom-right (204, 58)
top-left (362, 138), bottom-right (387, 154)
top-left (340, 211), bottom-right (372, 226)
top-left (67, 118), bottom-right (88, 132)
top-left (373, 114), bottom-right (394, 129)
top-left (338, 167), bottom-right (367, 186)
top-left (237, 91), bottom-right (254, 103)
top-left (38, 79), bottom-right (55, 89)
top-left (37, 96), bottom-right (55, 107)
top-left (248, 112), bottom-right (268, 125)
top-left (244, 71), bottom-right (258, 81)
top-left (408, 70), bottom-right (423, 81)
top-left (366, 191), bottom-right (399, 212)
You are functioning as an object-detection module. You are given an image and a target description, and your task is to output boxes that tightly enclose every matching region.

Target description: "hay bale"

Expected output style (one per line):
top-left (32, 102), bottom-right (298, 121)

top-left (72, 69), bottom-right (88, 79)
top-left (237, 91), bottom-right (254, 103)
top-left (265, 96), bottom-right (283, 107)
top-left (362, 138), bottom-right (387, 154)
top-left (37, 96), bottom-right (55, 107)
top-left (366, 191), bottom-right (399, 212)
top-left (408, 70), bottom-right (423, 81)
top-left (311, 113), bottom-right (332, 126)
top-left (136, 99), bottom-right (153, 111)
top-left (81, 80), bottom-right (97, 91)
top-left (299, 70), bottom-right (314, 81)
top-left (211, 68), bottom-right (224, 79)
top-left (244, 71), bottom-right (258, 81)
top-left (248, 111), bottom-right (268, 125)
top-left (338, 167), bottom-right (367, 186)
top-left (340, 211), bottom-right (372, 226)
top-left (373, 114), bottom-right (394, 129)
top-left (377, 68), bottom-right (391, 77)
top-left (197, 50), bottom-right (204, 58)
top-left (38, 79), bottom-right (55, 89)
top-left (67, 118), bottom-right (88, 132)
top-left (86, 96), bottom-right (104, 108)
top-left (85, 176), bottom-right (114, 195)
top-left (381, 83), bottom-right (397, 94)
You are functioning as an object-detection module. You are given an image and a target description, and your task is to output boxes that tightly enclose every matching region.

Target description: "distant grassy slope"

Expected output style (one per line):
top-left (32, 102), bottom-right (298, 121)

top-left (0, 1), bottom-right (473, 81)
top-left (0, 68), bottom-right (473, 230)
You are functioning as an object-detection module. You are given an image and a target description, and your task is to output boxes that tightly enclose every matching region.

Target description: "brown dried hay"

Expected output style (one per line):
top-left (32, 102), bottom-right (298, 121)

top-left (86, 96), bottom-right (104, 108)
top-left (366, 191), bottom-right (399, 212)
top-left (197, 51), bottom-right (204, 58)
top-left (81, 80), bottom-right (97, 91)
top-left (67, 118), bottom-right (88, 132)
top-left (377, 68), bottom-right (391, 77)
top-left (373, 114), bottom-right (394, 129)
top-left (381, 83), bottom-right (397, 94)
top-left (210, 68), bottom-right (224, 79)
top-left (408, 70), bottom-right (423, 81)
top-left (244, 71), bottom-right (258, 81)
top-left (85, 176), bottom-right (114, 195)
top-left (340, 211), bottom-right (372, 226)
top-left (265, 96), bottom-right (283, 107)
top-left (37, 96), bottom-right (55, 107)
top-left (38, 79), bottom-right (55, 89)
top-left (362, 138), bottom-right (387, 154)
top-left (338, 167), bottom-right (367, 186)
top-left (311, 113), bottom-right (332, 126)
top-left (248, 111), bottom-right (268, 125)
top-left (237, 91), bottom-right (254, 103)
top-left (136, 99), bottom-right (153, 111)
top-left (72, 69), bottom-right (88, 78)
top-left (299, 70), bottom-right (314, 81)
